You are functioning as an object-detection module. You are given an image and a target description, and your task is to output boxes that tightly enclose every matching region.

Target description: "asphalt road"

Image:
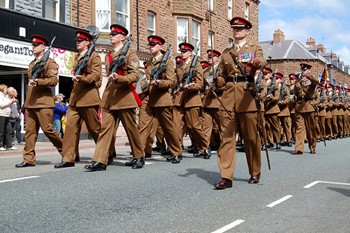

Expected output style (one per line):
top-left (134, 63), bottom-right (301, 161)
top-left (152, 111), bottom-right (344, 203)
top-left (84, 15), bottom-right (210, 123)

top-left (0, 137), bottom-right (349, 233)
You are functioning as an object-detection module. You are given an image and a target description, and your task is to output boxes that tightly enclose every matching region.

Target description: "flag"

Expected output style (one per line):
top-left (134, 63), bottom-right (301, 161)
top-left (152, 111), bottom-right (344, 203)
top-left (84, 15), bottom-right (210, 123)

top-left (322, 64), bottom-right (330, 83)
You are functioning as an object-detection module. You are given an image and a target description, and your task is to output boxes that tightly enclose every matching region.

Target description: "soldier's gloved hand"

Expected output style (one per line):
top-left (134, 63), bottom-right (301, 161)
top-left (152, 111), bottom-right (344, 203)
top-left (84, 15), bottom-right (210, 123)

top-left (214, 76), bottom-right (225, 87)
top-left (244, 58), bottom-right (260, 77)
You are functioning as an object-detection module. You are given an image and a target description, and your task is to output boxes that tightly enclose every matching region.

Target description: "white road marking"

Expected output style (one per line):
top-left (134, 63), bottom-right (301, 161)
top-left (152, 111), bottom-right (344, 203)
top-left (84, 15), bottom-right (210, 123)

top-left (267, 195), bottom-right (293, 208)
top-left (0, 176), bottom-right (40, 184)
top-left (211, 220), bottom-right (245, 233)
top-left (304, 180), bottom-right (350, 188)
top-left (304, 181), bottom-right (321, 188)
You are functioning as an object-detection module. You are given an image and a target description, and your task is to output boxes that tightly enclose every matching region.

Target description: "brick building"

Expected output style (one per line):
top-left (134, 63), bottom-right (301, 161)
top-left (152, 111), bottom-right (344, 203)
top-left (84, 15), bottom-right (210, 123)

top-left (260, 29), bottom-right (350, 85)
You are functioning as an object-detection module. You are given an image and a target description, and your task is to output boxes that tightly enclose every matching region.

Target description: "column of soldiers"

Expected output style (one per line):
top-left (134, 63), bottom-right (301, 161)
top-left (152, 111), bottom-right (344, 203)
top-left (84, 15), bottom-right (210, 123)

top-left (15, 17), bottom-right (350, 189)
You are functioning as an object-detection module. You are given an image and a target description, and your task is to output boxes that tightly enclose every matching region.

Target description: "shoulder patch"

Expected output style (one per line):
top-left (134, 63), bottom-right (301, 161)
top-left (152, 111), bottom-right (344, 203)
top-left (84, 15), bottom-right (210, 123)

top-left (131, 61), bottom-right (139, 68)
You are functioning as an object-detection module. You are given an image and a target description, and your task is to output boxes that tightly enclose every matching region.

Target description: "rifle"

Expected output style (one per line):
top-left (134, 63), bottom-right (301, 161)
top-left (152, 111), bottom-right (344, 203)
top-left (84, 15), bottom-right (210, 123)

top-left (150, 43), bottom-right (172, 80)
top-left (74, 27), bottom-right (100, 76)
top-left (182, 44), bottom-right (200, 85)
top-left (278, 78), bottom-right (286, 101)
top-left (267, 69), bottom-right (278, 96)
top-left (31, 36), bottom-right (56, 81)
top-left (205, 65), bottom-right (221, 90)
top-left (255, 70), bottom-right (263, 85)
top-left (109, 34), bottom-right (132, 73)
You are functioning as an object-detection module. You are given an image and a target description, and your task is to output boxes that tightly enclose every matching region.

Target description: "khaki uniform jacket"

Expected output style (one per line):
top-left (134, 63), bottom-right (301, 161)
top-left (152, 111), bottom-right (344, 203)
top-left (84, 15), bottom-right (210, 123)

top-left (146, 56), bottom-right (175, 107)
top-left (217, 44), bottom-right (267, 112)
top-left (70, 51), bottom-right (102, 107)
top-left (202, 65), bottom-right (222, 108)
top-left (173, 58), bottom-right (203, 108)
top-left (310, 91), bottom-right (320, 115)
top-left (318, 92), bottom-right (328, 117)
top-left (294, 75), bottom-right (318, 113)
top-left (278, 87), bottom-right (291, 117)
top-left (102, 49), bottom-right (140, 110)
top-left (25, 58), bottom-right (58, 109)
top-left (265, 85), bottom-right (280, 115)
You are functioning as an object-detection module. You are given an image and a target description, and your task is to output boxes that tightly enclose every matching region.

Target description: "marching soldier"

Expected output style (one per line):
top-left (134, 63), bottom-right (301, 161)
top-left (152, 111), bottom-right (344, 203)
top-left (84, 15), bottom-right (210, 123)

top-left (277, 74), bottom-right (292, 147)
top-left (16, 34), bottom-right (63, 168)
top-left (213, 16), bottom-right (267, 189)
top-left (173, 42), bottom-right (210, 163)
top-left (329, 84), bottom-right (339, 139)
top-left (291, 63), bottom-right (318, 155)
top-left (289, 73), bottom-right (297, 142)
top-left (139, 35), bottom-right (182, 162)
top-left (317, 83), bottom-right (327, 141)
top-left (265, 72), bottom-right (281, 149)
top-left (201, 49), bottom-right (222, 157)
top-left (325, 84), bottom-right (334, 139)
top-left (54, 30), bottom-right (102, 168)
top-left (85, 24), bottom-right (144, 171)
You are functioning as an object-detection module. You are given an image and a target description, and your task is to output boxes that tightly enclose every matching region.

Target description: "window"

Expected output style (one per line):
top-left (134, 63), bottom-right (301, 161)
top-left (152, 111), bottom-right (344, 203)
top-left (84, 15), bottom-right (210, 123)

top-left (192, 20), bottom-right (200, 52)
top-left (208, 31), bottom-right (214, 50)
top-left (177, 18), bottom-right (188, 48)
top-left (96, 0), bottom-right (111, 31)
top-left (147, 12), bottom-right (156, 36)
top-left (228, 0), bottom-right (232, 19)
top-left (244, 2), bottom-right (249, 19)
top-left (115, 0), bottom-right (130, 30)
top-left (43, 0), bottom-right (59, 21)
top-left (176, 17), bottom-right (201, 53)
top-left (0, 0), bottom-right (13, 9)
top-left (208, 0), bottom-right (214, 11)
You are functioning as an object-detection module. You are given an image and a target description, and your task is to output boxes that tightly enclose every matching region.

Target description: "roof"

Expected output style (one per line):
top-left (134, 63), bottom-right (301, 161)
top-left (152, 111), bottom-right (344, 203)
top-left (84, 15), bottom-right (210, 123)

top-left (259, 39), bottom-right (318, 60)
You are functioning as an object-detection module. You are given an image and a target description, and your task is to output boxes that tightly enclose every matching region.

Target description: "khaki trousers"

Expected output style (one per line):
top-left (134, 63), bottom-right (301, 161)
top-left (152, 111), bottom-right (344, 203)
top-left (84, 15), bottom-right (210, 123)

top-left (23, 108), bottom-right (62, 164)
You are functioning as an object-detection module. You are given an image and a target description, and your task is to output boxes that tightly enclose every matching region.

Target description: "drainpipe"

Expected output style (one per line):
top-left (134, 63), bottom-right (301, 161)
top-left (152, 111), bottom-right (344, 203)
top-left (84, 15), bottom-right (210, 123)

top-left (136, 0), bottom-right (139, 51)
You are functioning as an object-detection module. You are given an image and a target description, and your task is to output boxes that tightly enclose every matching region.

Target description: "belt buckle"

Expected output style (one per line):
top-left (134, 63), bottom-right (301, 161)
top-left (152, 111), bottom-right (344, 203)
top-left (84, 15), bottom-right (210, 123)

top-left (233, 75), bottom-right (238, 84)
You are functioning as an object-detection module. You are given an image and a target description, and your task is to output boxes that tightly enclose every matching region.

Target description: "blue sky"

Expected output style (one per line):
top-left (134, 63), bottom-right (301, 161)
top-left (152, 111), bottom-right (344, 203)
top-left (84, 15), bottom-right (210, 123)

top-left (259, 0), bottom-right (350, 66)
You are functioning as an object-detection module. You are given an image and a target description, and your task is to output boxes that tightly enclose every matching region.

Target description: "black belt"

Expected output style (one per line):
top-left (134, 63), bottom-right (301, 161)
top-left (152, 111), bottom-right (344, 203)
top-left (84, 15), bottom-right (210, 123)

top-left (226, 76), bottom-right (254, 83)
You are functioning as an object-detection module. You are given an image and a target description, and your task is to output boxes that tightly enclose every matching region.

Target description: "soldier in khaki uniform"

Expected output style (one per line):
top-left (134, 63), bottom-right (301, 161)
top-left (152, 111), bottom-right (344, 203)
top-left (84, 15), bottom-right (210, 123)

top-left (277, 74), bottom-right (292, 147)
top-left (325, 84), bottom-right (334, 139)
top-left (289, 73), bottom-right (297, 142)
top-left (140, 35), bottom-right (182, 162)
top-left (201, 49), bottom-right (222, 157)
top-left (291, 63), bottom-right (318, 155)
top-left (213, 16), bottom-right (267, 189)
top-left (265, 72), bottom-right (281, 149)
top-left (316, 83), bottom-right (327, 141)
top-left (54, 30), bottom-right (102, 169)
top-left (16, 34), bottom-right (63, 168)
top-left (329, 84), bottom-right (339, 139)
top-left (85, 24), bottom-right (144, 171)
top-left (173, 42), bottom-right (210, 163)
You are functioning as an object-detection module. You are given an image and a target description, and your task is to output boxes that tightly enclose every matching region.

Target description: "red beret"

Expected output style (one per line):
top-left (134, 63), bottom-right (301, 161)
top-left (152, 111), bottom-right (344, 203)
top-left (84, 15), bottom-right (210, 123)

top-left (289, 73), bottom-right (297, 79)
top-left (200, 61), bottom-right (210, 68)
top-left (31, 34), bottom-right (48, 46)
top-left (274, 72), bottom-right (284, 79)
top-left (263, 67), bottom-right (272, 74)
top-left (300, 62), bottom-right (312, 70)
top-left (75, 30), bottom-right (93, 41)
top-left (230, 16), bottom-right (252, 29)
top-left (179, 42), bottom-right (194, 52)
top-left (207, 49), bottom-right (221, 57)
top-left (148, 35), bottom-right (165, 45)
top-left (110, 24), bottom-right (128, 36)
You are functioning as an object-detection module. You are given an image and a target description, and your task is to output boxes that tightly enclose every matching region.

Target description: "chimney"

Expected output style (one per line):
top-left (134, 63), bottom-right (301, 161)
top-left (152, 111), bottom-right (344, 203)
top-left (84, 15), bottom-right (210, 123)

top-left (317, 44), bottom-right (325, 54)
top-left (306, 37), bottom-right (316, 47)
top-left (273, 29), bottom-right (285, 45)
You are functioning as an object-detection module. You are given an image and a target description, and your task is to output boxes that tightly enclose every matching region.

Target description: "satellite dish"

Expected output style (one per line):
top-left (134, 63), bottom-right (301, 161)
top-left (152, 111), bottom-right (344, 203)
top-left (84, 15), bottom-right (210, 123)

top-left (86, 25), bottom-right (100, 38)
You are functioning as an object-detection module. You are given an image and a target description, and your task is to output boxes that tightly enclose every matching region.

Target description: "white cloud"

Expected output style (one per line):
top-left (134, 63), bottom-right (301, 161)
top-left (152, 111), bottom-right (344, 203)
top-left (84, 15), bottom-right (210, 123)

top-left (335, 47), bottom-right (350, 66)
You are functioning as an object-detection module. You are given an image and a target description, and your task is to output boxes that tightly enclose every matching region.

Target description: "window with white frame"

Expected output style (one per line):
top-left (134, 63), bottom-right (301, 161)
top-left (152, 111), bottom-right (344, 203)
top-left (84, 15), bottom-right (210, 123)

top-left (96, 0), bottom-right (111, 31)
top-left (192, 20), bottom-right (200, 52)
top-left (208, 31), bottom-right (214, 50)
top-left (228, 0), bottom-right (232, 19)
top-left (244, 2), bottom-right (249, 19)
top-left (115, 0), bottom-right (130, 30)
top-left (177, 18), bottom-right (188, 48)
top-left (43, 0), bottom-right (59, 21)
top-left (208, 0), bottom-right (214, 11)
top-left (0, 0), bottom-right (8, 7)
top-left (147, 12), bottom-right (156, 36)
